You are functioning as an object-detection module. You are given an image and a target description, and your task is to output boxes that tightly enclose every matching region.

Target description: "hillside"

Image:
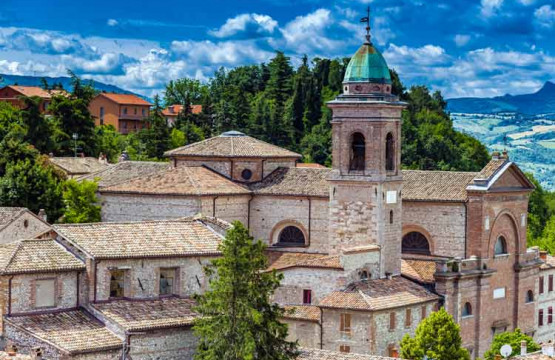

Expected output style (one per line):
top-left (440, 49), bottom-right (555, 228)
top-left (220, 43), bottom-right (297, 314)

top-left (447, 81), bottom-right (555, 115)
top-left (0, 73), bottom-right (145, 99)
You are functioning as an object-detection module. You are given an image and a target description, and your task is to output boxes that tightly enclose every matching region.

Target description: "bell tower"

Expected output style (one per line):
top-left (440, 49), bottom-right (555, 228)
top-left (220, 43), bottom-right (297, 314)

top-left (327, 10), bottom-right (406, 277)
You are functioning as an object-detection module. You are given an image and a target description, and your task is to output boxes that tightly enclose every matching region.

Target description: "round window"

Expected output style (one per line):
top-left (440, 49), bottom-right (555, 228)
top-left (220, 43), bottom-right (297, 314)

top-left (241, 169), bottom-right (252, 180)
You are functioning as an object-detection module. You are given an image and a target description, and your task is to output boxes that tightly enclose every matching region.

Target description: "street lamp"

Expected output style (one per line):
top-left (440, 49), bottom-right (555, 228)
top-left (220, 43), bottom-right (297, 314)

top-left (72, 133), bottom-right (78, 157)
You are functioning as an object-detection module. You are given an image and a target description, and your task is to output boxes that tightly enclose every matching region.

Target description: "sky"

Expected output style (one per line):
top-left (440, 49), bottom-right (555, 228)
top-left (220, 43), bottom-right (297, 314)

top-left (0, 0), bottom-right (554, 99)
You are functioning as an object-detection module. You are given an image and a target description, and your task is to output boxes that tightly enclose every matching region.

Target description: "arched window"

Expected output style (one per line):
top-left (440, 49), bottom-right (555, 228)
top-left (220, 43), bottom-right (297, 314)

top-left (360, 270), bottom-right (369, 281)
top-left (462, 302), bottom-right (472, 317)
top-left (277, 226), bottom-right (305, 246)
top-left (386, 132), bottom-right (395, 171)
top-left (350, 133), bottom-right (365, 171)
top-left (494, 236), bottom-right (507, 255)
top-left (402, 232), bottom-right (431, 255)
top-left (526, 290), bottom-right (534, 303)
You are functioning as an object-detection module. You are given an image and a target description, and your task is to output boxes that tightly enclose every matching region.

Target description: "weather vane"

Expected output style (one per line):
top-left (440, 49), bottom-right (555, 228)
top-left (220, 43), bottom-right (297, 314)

top-left (360, 6), bottom-right (371, 44)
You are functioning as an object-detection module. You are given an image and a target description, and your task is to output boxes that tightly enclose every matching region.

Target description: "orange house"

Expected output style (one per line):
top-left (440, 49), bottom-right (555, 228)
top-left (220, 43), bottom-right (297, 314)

top-left (89, 93), bottom-right (152, 134)
top-left (162, 104), bottom-right (202, 126)
top-left (0, 85), bottom-right (67, 113)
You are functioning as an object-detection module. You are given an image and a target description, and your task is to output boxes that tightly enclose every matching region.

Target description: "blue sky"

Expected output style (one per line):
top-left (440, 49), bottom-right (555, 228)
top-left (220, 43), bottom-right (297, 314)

top-left (0, 0), bottom-right (554, 98)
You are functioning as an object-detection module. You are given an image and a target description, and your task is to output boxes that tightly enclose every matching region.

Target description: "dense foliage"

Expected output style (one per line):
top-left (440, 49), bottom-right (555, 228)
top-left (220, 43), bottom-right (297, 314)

top-left (526, 173), bottom-right (555, 252)
top-left (61, 179), bottom-right (101, 223)
top-left (400, 308), bottom-right (470, 360)
top-left (193, 221), bottom-right (297, 360)
top-left (483, 328), bottom-right (540, 360)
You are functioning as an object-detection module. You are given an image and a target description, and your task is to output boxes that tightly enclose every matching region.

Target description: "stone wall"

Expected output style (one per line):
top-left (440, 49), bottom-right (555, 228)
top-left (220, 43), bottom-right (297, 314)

top-left (174, 158), bottom-right (231, 177)
top-left (321, 308), bottom-right (372, 354)
top-left (273, 268), bottom-right (346, 305)
top-left (535, 266), bottom-right (555, 344)
top-left (0, 212), bottom-right (50, 244)
top-left (402, 201), bottom-right (467, 258)
top-left (92, 257), bottom-right (214, 302)
top-left (127, 328), bottom-right (196, 360)
top-left (200, 196), bottom-right (250, 226)
top-left (282, 318), bottom-right (321, 349)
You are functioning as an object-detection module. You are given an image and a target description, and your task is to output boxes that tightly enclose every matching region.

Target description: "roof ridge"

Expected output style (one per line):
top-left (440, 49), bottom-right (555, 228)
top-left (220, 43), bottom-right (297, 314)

top-left (54, 218), bottom-right (196, 228)
top-left (183, 166), bottom-right (202, 196)
top-left (2, 241), bottom-right (24, 273)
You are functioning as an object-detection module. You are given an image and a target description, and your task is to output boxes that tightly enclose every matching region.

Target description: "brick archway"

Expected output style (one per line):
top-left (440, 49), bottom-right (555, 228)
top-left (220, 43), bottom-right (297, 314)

top-left (402, 225), bottom-right (435, 255)
top-left (269, 220), bottom-right (308, 247)
top-left (487, 210), bottom-right (520, 258)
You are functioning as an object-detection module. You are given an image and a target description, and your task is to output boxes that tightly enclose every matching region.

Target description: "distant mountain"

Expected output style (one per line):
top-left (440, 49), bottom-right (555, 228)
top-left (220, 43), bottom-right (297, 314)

top-left (0, 73), bottom-right (147, 100)
top-left (447, 81), bottom-right (555, 115)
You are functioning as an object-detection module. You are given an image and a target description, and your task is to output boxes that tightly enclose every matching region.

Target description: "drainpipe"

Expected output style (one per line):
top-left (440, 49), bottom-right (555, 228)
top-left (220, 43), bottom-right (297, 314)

top-left (319, 307), bottom-right (324, 349)
top-left (464, 202), bottom-right (468, 259)
top-left (247, 195), bottom-right (254, 230)
top-left (230, 160), bottom-right (234, 179)
top-left (93, 259), bottom-right (101, 303)
top-left (307, 197), bottom-right (312, 247)
top-left (76, 272), bottom-right (80, 307)
top-left (7, 276), bottom-right (14, 316)
top-left (212, 196), bottom-right (219, 218)
top-left (261, 159), bottom-right (266, 179)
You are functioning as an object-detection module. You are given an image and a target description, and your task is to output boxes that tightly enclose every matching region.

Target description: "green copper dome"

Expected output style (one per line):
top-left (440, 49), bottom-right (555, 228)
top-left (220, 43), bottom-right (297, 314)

top-left (344, 43), bottom-right (391, 84)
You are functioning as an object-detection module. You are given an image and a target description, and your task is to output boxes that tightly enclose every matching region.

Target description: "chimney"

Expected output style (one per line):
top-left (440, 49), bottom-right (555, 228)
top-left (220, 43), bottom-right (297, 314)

top-left (540, 251), bottom-right (548, 261)
top-left (492, 151), bottom-right (500, 160)
top-left (501, 150), bottom-right (509, 160)
top-left (521, 340), bottom-right (527, 356)
top-left (32, 347), bottom-right (43, 359)
top-left (6, 344), bottom-right (17, 356)
top-left (38, 209), bottom-right (47, 223)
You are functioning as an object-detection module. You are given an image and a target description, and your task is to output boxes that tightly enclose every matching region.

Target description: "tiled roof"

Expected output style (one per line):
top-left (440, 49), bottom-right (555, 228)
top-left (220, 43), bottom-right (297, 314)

top-left (0, 207), bottom-right (26, 227)
top-left (266, 252), bottom-right (343, 272)
top-left (77, 161), bottom-right (169, 188)
top-left (514, 352), bottom-right (554, 360)
top-left (92, 297), bottom-right (197, 331)
top-left (250, 167), bottom-right (331, 197)
top-left (540, 254), bottom-right (555, 270)
top-left (283, 305), bottom-right (321, 322)
top-left (54, 218), bottom-right (225, 259)
top-left (0, 352), bottom-right (32, 359)
top-left (296, 163), bottom-right (327, 169)
top-left (0, 239), bottom-right (85, 275)
top-left (48, 157), bottom-right (110, 175)
top-left (5, 310), bottom-right (122, 354)
top-left (475, 158), bottom-right (507, 181)
top-left (162, 104), bottom-right (202, 116)
top-left (319, 276), bottom-right (438, 311)
top-left (101, 165), bottom-right (250, 196)
top-left (401, 259), bottom-right (437, 284)
top-left (402, 170), bottom-right (477, 202)
top-left (164, 132), bottom-right (301, 159)
top-left (3, 85), bottom-right (67, 99)
top-left (297, 348), bottom-right (401, 360)
top-left (98, 93), bottom-right (152, 106)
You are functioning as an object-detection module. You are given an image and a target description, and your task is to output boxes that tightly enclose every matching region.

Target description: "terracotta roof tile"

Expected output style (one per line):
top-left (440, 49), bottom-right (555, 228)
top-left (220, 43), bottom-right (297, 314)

top-left (319, 276), bottom-right (438, 311)
top-left (297, 348), bottom-right (401, 360)
top-left (296, 163), bottom-right (327, 168)
top-left (475, 158), bottom-right (508, 181)
top-left (402, 170), bottom-right (477, 202)
top-left (77, 161), bottom-right (169, 188)
top-left (0, 239), bottom-right (85, 275)
top-left (250, 167), bottom-right (330, 197)
top-left (0, 207), bottom-right (26, 226)
top-left (540, 254), bottom-right (555, 270)
top-left (48, 157), bottom-right (110, 175)
top-left (3, 85), bottom-right (62, 99)
top-left (98, 93), bottom-right (152, 106)
top-left (162, 104), bottom-right (202, 116)
top-left (401, 259), bottom-right (437, 284)
top-left (54, 218), bottom-right (225, 259)
top-left (101, 166), bottom-right (250, 196)
top-left (5, 310), bottom-right (122, 354)
top-left (92, 297), bottom-right (197, 331)
top-left (164, 132), bottom-right (301, 159)
top-left (267, 252), bottom-right (343, 272)
top-left (283, 305), bottom-right (321, 322)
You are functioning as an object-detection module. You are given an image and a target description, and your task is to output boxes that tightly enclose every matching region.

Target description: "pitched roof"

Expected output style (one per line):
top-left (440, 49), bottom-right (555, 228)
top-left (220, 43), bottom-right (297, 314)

top-left (3, 85), bottom-right (57, 99)
top-left (0, 239), bottom-right (85, 275)
top-left (540, 254), bottom-right (555, 270)
top-left (319, 276), bottom-right (438, 311)
top-left (267, 252), bottom-right (343, 272)
top-left (250, 167), bottom-right (331, 197)
top-left (100, 165), bottom-right (250, 196)
top-left (297, 348), bottom-right (401, 360)
top-left (475, 158), bottom-right (507, 180)
top-left (162, 104), bottom-right (202, 116)
top-left (467, 156), bottom-right (535, 191)
top-left (401, 259), bottom-right (437, 284)
top-left (53, 217), bottom-right (227, 259)
top-left (296, 163), bottom-right (327, 169)
top-left (402, 170), bottom-right (477, 202)
top-left (77, 161), bottom-right (169, 188)
top-left (5, 309), bottom-right (122, 355)
top-left (91, 297), bottom-right (197, 331)
top-left (164, 131), bottom-right (301, 159)
top-left (48, 157), bottom-right (110, 175)
top-left (97, 93), bottom-right (152, 106)
top-left (0, 207), bottom-right (26, 227)
top-left (283, 305), bottom-right (321, 322)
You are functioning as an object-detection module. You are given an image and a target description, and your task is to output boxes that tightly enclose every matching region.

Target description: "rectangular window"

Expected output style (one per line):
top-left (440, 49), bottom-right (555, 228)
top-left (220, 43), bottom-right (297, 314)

top-left (389, 312), bottom-right (396, 330)
top-left (35, 279), bottom-right (55, 308)
top-left (339, 345), bottom-right (350, 353)
top-left (485, 216), bottom-right (490, 230)
top-left (539, 309), bottom-right (544, 326)
top-left (110, 270), bottom-right (125, 298)
top-left (303, 289), bottom-right (312, 305)
top-left (405, 308), bottom-right (412, 327)
top-left (340, 313), bottom-right (351, 336)
top-left (549, 275), bottom-right (553, 292)
top-left (421, 305), bottom-right (427, 320)
top-left (99, 107), bottom-right (104, 125)
top-left (142, 108), bottom-right (146, 116)
top-left (134, 107), bottom-right (137, 115)
top-left (159, 268), bottom-right (176, 296)
top-left (123, 107), bottom-right (128, 115)
top-left (549, 307), bottom-right (553, 324)
top-left (540, 276), bottom-right (545, 294)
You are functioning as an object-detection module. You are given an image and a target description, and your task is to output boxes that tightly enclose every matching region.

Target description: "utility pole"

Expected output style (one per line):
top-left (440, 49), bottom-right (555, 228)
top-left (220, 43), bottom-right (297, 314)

top-left (72, 133), bottom-right (78, 157)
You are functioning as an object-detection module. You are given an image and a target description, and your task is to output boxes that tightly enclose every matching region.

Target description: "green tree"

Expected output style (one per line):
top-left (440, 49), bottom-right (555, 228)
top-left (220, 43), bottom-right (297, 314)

top-left (483, 329), bottom-right (540, 360)
top-left (20, 96), bottom-right (56, 153)
top-left (139, 95), bottom-right (171, 158)
top-left (0, 156), bottom-right (64, 221)
top-left (400, 307), bottom-right (470, 360)
top-left (193, 221), bottom-right (298, 360)
top-left (170, 127), bottom-right (186, 149)
top-left (61, 179), bottom-right (101, 223)
top-left (94, 125), bottom-right (126, 163)
top-left (0, 125), bottom-right (39, 176)
top-left (526, 172), bottom-right (552, 243)
top-left (164, 78), bottom-right (209, 106)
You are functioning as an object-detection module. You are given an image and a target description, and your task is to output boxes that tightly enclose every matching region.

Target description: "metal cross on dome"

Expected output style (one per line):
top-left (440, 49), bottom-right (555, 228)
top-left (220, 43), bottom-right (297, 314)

top-left (360, 6), bottom-right (371, 44)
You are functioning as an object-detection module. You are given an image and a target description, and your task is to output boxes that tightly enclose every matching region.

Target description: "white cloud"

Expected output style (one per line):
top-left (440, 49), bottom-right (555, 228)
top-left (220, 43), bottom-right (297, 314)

top-left (534, 5), bottom-right (555, 27)
top-left (454, 34), bottom-right (471, 47)
top-left (209, 13), bottom-right (277, 38)
top-left (171, 39), bottom-right (272, 66)
top-left (385, 44), bottom-right (450, 67)
top-left (107, 19), bottom-right (118, 27)
top-left (480, 0), bottom-right (504, 17)
top-left (518, 0), bottom-right (535, 5)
